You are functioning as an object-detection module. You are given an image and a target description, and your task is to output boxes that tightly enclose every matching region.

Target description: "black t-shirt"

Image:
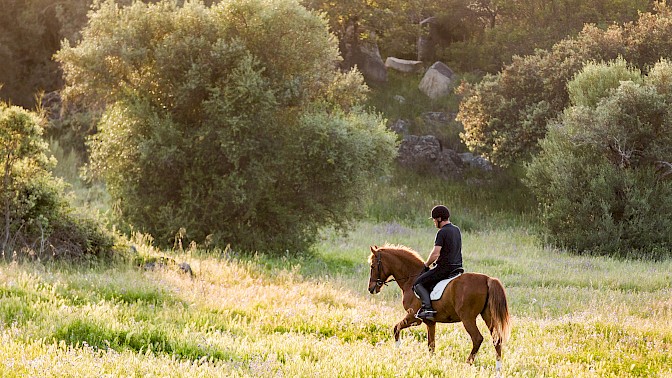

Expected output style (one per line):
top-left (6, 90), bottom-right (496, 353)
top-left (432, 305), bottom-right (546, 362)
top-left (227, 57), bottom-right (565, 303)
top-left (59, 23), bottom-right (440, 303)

top-left (434, 223), bottom-right (462, 268)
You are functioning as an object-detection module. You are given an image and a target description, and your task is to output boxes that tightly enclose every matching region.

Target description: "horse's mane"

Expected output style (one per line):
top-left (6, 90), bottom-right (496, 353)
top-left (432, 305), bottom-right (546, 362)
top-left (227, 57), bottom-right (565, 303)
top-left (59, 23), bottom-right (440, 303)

top-left (369, 243), bottom-right (424, 265)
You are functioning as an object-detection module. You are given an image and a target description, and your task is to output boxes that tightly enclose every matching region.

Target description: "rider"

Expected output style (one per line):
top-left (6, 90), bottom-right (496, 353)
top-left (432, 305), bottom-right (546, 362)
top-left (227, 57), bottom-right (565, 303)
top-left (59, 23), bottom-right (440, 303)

top-left (414, 205), bottom-right (463, 321)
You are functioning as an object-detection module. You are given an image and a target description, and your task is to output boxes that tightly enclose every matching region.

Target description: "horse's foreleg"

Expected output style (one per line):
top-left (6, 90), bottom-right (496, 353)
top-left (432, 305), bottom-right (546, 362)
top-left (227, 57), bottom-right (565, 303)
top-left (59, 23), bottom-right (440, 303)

top-left (393, 308), bottom-right (421, 347)
top-left (462, 317), bottom-right (484, 364)
top-left (426, 321), bottom-right (436, 353)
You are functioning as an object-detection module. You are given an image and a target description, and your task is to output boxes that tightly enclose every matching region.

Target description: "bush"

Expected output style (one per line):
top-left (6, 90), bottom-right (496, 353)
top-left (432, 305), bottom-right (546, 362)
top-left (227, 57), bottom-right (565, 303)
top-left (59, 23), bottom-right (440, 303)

top-left (0, 102), bottom-right (114, 260)
top-left (567, 57), bottom-right (642, 107)
top-left (458, 3), bottom-right (672, 167)
top-left (526, 60), bottom-right (672, 258)
top-left (57, 0), bottom-right (397, 254)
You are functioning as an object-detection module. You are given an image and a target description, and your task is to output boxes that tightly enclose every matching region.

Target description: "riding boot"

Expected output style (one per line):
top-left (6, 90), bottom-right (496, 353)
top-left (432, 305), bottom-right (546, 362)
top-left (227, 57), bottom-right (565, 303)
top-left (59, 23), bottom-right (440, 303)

top-left (413, 284), bottom-right (436, 321)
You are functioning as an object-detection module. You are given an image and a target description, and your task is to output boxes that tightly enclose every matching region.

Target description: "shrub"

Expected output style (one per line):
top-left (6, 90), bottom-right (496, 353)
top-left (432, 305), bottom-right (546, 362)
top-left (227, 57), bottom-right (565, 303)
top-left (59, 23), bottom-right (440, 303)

top-left (458, 3), bottom-right (672, 167)
top-left (526, 60), bottom-right (672, 258)
top-left (0, 102), bottom-right (114, 260)
top-left (57, 0), bottom-right (397, 253)
top-left (567, 57), bottom-right (642, 107)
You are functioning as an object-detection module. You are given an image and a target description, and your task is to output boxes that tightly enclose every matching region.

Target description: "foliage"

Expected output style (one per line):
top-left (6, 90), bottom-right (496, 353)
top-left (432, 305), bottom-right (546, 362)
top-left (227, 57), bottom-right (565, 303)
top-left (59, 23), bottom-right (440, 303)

top-left (56, 0), bottom-right (397, 253)
top-left (458, 3), bottom-right (672, 167)
top-left (567, 57), bottom-right (642, 107)
top-left (0, 102), bottom-right (114, 260)
top-left (0, 0), bottom-right (90, 108)
top-left (526, 60), bottom-right (672, 258)
top-left (439, 0), bottom-right (649, 72)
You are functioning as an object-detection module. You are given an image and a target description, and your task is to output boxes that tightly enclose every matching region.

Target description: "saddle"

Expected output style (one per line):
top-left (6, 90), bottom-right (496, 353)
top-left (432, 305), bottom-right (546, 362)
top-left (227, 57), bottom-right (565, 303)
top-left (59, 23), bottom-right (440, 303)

top-left (415, 268), bottom-right (464, 301)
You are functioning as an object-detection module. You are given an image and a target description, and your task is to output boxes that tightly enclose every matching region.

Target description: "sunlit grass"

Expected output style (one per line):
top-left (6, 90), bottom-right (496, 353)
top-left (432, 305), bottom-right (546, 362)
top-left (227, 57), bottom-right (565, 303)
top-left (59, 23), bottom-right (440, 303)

top-left (1, 222), bottom-right (670, 377)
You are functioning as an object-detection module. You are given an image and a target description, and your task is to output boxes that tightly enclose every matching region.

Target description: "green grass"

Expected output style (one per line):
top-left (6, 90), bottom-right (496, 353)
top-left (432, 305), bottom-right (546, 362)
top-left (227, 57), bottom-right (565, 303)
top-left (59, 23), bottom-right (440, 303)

top-left (364, 166), bottom-right (535, 232)
top-left (33, 121), bottom-right (671, 376)
top-left (1, 223), bottom-right (670, 377)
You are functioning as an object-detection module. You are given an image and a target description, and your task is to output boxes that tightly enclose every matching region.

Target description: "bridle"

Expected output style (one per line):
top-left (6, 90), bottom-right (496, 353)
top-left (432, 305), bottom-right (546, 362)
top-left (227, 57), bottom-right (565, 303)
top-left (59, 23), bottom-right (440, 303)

top-left (371, 251), bottom-right (421, 289)
top-left (372, 252), bottom-right (395, 289)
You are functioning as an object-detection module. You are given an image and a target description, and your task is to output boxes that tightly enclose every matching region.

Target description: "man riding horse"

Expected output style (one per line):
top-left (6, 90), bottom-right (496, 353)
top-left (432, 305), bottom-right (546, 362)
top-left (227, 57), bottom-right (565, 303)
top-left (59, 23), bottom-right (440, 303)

top-left (414, 205), bottom-right (464, 321)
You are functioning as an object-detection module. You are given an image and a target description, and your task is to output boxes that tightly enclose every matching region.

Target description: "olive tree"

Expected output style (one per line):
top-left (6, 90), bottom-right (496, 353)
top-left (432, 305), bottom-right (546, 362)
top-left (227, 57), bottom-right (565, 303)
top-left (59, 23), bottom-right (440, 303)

top-left (57, 0), bottom-right (397, 253)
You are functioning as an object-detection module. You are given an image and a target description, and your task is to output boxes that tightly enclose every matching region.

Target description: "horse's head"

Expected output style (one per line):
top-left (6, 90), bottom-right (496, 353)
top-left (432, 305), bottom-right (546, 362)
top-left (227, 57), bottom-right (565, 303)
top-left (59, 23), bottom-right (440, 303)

top-left (368, 245), bottom-right (391, 294)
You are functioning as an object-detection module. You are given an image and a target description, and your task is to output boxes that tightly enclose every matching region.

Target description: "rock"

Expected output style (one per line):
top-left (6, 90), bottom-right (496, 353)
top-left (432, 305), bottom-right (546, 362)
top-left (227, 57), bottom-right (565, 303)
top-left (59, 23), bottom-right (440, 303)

top-left (342, 28), bottom-right (387, 84)
top-left (389, 119), bottom-right (411, 134)
top-left (397, 135), bottom-right (463, 178)
top-left (393, 95), bottom-right (406, 104)
top-left (178, 262), bottom-right (194, 277)
top-left (419, 62), bottom-right (455, 99)
top-left (354, 42), bottom-right (387, 83)
top-left (385, 57), bottom-right (424, 73)
top-left (458, 152), bottom-right (493, 171)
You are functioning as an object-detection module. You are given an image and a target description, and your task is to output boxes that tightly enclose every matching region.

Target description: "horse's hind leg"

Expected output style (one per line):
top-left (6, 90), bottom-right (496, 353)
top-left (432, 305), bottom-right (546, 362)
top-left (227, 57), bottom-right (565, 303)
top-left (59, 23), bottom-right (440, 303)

top-left (462, 317), bottom-right (484, 364)
top-left (481, 309), bottom-right (503, 372)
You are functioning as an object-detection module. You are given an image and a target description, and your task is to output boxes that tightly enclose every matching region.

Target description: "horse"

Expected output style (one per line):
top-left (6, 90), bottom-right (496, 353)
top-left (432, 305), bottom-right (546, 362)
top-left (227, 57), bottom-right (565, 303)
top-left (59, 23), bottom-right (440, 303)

top-left (367, 244), bottom-right (511, 371)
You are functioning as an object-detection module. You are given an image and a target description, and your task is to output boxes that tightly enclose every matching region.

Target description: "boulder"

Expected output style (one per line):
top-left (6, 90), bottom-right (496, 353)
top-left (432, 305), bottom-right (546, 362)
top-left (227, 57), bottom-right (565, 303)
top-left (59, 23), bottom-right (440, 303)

top-left (389, 119), bottom-right (410, 135)
top-left (458, 152), bottom-right (493, 171)
top-left (354, 42), bottom-right (387, 83)
top-left (385, 57), bottom-right (424, 73)
top-left (397, 135), bottom-right (463, 178)
top-left (342, 27), bottom-right (387, 84)
top-left (419, 62), bottom-right (455, 99)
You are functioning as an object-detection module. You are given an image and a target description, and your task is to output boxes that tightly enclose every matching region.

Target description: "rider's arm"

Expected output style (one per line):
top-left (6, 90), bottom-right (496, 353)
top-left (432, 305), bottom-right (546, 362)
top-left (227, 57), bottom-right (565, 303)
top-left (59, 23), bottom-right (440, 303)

top-left (425, 245), bottom-right (441, 267)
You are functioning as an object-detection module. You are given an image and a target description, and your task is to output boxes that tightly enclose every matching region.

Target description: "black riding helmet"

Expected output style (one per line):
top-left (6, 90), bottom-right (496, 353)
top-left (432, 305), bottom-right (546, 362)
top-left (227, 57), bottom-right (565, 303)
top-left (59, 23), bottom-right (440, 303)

top-left (430, 205), bottom-right (450, 221)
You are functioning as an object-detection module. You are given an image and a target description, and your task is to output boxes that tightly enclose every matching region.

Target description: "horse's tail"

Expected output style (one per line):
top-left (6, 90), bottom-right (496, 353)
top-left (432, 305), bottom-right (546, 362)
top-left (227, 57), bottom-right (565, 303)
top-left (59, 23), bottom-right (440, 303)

top-left (487, 277), bottom-right (511, 345)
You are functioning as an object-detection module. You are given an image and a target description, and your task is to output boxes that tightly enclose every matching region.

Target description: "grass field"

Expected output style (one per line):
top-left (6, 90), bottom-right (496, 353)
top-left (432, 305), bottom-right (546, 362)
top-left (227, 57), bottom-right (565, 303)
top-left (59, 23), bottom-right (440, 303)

top-left (1, 221), bottom-right (670, 377)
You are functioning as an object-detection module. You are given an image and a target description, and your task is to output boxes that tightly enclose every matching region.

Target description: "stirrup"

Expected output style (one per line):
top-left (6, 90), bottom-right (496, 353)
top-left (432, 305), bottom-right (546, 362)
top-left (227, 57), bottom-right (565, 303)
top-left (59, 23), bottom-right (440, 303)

top-left (415, 308), bottom-right (437, 320)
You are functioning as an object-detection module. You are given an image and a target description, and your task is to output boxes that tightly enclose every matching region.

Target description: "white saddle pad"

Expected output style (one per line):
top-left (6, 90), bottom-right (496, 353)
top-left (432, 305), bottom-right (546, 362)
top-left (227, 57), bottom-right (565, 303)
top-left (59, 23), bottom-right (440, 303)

top-left (430, 273), bottom-right (462, 300)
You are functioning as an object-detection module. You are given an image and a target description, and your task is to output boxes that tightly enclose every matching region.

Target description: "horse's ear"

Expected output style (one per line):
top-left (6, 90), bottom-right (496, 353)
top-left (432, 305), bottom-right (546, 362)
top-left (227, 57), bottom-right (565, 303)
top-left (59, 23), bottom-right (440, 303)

top-left (370, 245), bottom-right (378, 253)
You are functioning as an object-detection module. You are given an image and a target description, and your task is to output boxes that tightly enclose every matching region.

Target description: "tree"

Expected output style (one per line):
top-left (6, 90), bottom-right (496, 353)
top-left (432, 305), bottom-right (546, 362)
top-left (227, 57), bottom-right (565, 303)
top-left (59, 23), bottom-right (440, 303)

top-left (525, 59), bottom-right (672, 258)
top-left (57, 0), bottom-right (397, 253)
top-left (0, 0), bottom-right (91, 108)
top-left (458, 3), bottom-right (672, 167)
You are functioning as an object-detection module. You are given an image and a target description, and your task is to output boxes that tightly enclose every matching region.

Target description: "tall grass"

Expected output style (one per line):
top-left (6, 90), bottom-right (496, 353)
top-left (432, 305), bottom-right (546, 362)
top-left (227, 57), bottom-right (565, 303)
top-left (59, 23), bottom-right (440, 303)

top-left (364, 166), bottom-right (535, 232)
top-left (48, 138), bottom-right (109, 213)
top-left (1, 221), bottom-right (670, 376)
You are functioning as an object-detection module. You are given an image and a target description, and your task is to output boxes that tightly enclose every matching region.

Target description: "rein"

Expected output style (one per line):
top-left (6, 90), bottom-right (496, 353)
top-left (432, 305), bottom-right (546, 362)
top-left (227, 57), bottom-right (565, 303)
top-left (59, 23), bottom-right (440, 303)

top-left (373, 252), bottom-right (421, 288)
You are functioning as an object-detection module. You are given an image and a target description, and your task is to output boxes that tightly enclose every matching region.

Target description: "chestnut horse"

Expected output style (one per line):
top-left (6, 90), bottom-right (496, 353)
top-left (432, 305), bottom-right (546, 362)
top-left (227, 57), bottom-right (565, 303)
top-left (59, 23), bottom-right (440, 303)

top-left (367, 244), bottom-right (511, 370)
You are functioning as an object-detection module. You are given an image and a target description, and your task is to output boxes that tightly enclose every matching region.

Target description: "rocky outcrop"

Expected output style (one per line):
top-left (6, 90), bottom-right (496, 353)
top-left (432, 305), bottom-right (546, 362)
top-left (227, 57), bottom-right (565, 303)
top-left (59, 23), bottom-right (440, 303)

top-left (397, 135), bottom-right (463, 178)
top-left (392, 112), bottom-right (493, 176)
